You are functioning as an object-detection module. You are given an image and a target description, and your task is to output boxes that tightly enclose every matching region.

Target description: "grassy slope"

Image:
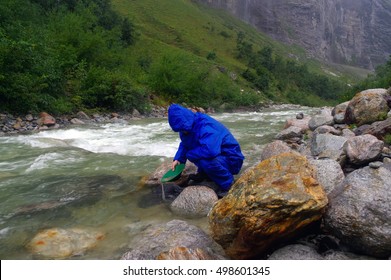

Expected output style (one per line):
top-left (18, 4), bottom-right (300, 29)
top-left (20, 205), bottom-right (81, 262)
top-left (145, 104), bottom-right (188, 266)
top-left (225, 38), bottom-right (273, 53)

top-left (112, 0), bottom-right (367, 102)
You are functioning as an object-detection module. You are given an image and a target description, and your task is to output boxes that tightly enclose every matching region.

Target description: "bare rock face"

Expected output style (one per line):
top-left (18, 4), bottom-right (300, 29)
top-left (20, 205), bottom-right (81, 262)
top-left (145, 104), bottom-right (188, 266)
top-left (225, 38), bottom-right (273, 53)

top-left (197, 0), bottom-right (391, 69)
top-left (208, 152), bottom-right (328, 259)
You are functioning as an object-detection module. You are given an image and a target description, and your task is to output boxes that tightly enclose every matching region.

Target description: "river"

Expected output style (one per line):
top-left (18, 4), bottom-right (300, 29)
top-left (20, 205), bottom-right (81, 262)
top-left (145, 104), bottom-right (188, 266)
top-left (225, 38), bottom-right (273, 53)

top-left (0, 105), bottom-right (316, 259)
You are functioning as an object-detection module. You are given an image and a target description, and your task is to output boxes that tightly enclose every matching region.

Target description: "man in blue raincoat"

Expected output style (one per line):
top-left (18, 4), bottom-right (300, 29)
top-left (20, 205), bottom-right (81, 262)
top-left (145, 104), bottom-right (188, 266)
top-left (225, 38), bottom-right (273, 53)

top-left (168, 104), bottom-right (244, 196)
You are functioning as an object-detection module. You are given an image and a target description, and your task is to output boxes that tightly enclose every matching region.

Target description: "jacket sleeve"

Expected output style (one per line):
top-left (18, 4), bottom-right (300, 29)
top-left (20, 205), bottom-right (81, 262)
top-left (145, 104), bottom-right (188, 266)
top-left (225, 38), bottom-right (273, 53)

top-left (174, 142), bottom-right (188, 163)
top-left (186, 124), bottom-right (223, 161)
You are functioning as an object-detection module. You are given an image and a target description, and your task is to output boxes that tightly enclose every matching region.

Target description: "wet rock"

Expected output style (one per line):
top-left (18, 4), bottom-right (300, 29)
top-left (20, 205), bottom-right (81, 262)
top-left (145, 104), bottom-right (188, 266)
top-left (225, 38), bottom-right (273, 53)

top-left (170, 186), bottom-right (218, 218)
top-left (120, 220), bottom-right (225, 260)
top-left (138, 183), bottom-right (184, 208)
top-left (209, 152), bottom-right (328, 259)
top-left (325, 166), bottom-right (391, 258)
top-left (28, 228), bottom-right (105, 259)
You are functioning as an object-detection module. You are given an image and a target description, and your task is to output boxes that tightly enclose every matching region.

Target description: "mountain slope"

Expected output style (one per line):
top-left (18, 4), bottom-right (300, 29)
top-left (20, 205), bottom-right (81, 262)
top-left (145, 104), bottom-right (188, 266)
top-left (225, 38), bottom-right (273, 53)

top-left (196, 0), bottom-right (391, 70)
top-left (112, 0), bottom-right (355, 104)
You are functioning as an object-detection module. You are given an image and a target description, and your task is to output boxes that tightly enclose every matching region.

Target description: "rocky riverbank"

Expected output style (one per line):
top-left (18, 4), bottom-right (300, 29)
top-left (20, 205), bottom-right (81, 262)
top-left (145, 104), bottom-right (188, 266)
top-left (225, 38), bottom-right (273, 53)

top-left (0, 106), bottom-right (168, 136)
top-left (119, 87), bottom-right (391, 260)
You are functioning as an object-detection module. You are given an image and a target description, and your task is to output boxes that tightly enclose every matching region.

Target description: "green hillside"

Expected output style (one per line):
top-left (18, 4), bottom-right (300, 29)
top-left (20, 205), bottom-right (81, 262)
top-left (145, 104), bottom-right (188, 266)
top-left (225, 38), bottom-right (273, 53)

top-left (0, 0), bottom-right (364, 115)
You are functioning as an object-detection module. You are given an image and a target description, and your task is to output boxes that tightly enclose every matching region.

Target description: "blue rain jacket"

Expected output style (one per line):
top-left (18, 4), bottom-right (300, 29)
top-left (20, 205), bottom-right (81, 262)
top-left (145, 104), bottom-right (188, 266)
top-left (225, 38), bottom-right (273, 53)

top-left (168, 104), bottom-right (244, 190)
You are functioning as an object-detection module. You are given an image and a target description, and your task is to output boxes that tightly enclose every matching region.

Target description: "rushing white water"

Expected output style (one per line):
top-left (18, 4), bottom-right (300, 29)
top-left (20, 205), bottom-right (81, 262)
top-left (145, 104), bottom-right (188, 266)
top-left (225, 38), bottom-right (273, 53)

top-left (0, 106), bottom-right (316, 259)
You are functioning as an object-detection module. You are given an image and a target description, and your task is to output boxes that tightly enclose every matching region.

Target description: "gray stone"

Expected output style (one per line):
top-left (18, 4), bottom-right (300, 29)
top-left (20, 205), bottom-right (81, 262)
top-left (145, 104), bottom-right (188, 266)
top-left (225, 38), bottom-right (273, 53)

top-left (345, 134), bottom-right (384, 165)
top-left (310, 133), bottom-right (347, 164)
top-left (309, 158), bottom-right (345, 195)
top-left (275, 126), bottom-right (302, 140)
top-left (170, 186), bottom-right (218, 218)
top-left (268, 244), bottom-right (323, 260)
top-left (325, 166), bottom-right (391, 258)
top-left (261, 140), bottom-right (293, 160)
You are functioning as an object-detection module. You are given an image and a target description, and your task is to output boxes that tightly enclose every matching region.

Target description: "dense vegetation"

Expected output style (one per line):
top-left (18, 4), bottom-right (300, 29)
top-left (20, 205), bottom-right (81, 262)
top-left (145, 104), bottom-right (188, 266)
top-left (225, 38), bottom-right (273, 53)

top-left (343, 55), bottom-right (391, 101)
top-left (0, 0), bottom-right (357, 115)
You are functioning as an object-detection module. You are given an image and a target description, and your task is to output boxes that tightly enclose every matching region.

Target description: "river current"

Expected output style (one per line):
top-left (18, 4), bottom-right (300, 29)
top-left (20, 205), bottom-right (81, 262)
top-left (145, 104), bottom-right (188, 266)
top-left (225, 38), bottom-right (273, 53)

top-left (0, 105), bottom-right (316, 259)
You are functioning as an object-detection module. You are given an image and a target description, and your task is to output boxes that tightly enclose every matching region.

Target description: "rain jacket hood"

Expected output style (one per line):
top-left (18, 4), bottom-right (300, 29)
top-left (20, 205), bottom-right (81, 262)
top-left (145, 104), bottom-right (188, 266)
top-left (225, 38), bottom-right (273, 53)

top-left (168, 104), bottom-right (195, 132)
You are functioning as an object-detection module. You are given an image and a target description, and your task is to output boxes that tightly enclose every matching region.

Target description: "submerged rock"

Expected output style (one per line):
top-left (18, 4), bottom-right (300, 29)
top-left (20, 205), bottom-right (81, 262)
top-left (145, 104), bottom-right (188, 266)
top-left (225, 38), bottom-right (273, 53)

top-left (28, 228), bottom-right (105, 259)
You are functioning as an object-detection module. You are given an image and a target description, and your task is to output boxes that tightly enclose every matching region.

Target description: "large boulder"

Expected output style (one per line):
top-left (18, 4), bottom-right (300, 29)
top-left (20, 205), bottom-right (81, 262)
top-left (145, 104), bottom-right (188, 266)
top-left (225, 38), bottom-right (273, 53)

top-left (324, 166), bottom-right (391, 258)
top-left (208, 152), bottom-right (328, 259)
top-left (310, 133), bottom-right (348, 164)
top-left (345, 134), bottom-right (384, 165)
top-left (344, 88), bottom-right (389, 126)
top-left (120, 220), bottom-right (226, 260)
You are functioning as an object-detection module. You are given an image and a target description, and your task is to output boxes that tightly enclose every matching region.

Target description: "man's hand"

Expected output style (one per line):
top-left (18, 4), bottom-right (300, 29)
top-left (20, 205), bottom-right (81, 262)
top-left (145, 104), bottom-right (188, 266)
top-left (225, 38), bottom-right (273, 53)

top-left (171, 160), bottom-right (180, 171)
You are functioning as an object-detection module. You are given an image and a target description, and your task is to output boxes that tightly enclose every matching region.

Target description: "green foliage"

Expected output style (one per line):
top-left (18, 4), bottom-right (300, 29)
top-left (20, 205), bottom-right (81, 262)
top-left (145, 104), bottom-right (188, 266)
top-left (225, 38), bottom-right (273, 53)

top-left (384, 133), bottom-right (391, 145)
top-left (0, 0), bottom-right (140, 114)
top-left (238, 39), bottom-right (348, 106)
top-left (0, 0), bottom-right (362, 116)
top-left (343, 55), bottom-right (391, 101)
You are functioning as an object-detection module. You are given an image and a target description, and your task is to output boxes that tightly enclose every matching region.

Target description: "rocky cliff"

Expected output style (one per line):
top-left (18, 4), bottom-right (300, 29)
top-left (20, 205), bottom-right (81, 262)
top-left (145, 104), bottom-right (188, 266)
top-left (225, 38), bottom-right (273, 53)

top-left (197, 0), bottom-right (391, 69)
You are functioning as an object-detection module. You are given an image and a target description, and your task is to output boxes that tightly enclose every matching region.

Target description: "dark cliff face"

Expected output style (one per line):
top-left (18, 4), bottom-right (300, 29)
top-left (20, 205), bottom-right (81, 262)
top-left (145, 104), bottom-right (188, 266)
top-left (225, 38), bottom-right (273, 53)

top-left (197, 0), bottom-right (391, 69)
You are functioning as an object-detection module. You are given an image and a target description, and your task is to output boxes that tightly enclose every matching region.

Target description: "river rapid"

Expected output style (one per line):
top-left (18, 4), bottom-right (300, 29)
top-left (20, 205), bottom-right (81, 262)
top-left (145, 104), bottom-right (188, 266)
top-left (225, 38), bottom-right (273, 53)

top-left (0, 105), bottom-right (316, 259)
